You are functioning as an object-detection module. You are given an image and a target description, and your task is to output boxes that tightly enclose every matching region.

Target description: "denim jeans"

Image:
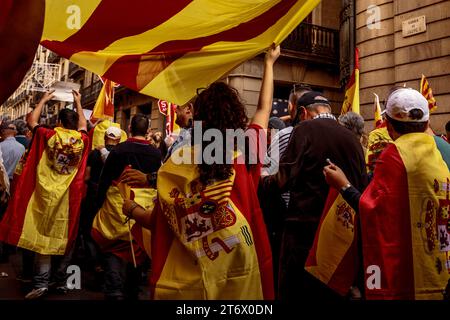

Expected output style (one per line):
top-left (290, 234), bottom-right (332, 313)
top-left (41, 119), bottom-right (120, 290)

top-left (33, 248), bottom-right (74, 289)
top-left (103, 253), bottom-right (141, 300)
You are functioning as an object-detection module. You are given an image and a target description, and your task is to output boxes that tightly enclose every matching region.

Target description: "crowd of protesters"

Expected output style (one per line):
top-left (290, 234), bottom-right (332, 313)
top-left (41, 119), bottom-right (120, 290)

top-left (0, 44), bottom-right (449, 300)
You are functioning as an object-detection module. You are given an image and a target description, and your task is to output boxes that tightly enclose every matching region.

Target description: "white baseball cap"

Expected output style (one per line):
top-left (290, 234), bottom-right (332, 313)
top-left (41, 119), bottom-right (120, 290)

top-left (105, 126), bottom-right (122, 140)
top-left (385, 88), bottom-right (429, 122)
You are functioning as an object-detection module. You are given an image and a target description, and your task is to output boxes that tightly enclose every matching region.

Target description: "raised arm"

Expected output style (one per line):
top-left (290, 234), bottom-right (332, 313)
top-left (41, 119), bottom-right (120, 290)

top-left (73, 90), bottom-right (87, 132)
top-left (27, 90), bottom-right (54, 130)
top-left (251, 44), bottom-right (280, 129)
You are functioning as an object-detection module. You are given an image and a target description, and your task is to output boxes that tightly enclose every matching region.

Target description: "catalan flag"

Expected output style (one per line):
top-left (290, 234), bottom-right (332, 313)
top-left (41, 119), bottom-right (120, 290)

top-left (373, 93), bottom-right (383, 129)
top-left (360, 133), bottom-right (450, 299)
top-left (91, 78), bottom-right (116, 121)
top-left (341, 48), bottom-right (360, 115)
top-left (0, 127), bottom-right (89, 255)
top-left (40, 0), bottom-right (320, 105)
top-left (420, 74), bottom-right (437, 112)
top-left (305, 188), bottom-right (359, 296)
top-left (150, 145), bottom-right (273, 299)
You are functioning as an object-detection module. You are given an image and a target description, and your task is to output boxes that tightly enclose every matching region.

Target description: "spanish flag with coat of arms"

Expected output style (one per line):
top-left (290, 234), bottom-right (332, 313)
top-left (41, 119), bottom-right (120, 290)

top-left (360, 133), bottom-right (450, 300)
top-left (305, 188), bottom-right (359, 296)
top-left (0, 127), bottom-right (89, 255)
top-left (40, 0), bottom-right (320, 105)
top-left (148, 144), bottom-right (273, 299)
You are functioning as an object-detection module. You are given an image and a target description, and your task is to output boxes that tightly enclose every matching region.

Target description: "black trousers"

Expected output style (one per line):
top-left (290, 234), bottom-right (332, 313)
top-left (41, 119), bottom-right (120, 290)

top-left (277, 221), bottom-right (343, 302)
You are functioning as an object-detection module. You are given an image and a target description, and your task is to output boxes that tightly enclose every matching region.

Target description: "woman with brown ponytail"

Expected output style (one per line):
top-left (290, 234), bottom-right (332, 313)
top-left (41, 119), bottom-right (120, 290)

top-left (123, 45), bottom-right (280, 300)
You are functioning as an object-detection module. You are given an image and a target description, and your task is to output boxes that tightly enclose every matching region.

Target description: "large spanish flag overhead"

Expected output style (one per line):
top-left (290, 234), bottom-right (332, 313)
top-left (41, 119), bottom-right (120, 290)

top-left (149, 145), bottom-right (273, 299)
top-left (360, 133), bottom-right (450, 300)
top-left (0, 127), bottom-right (89, 255)
top-left (305, 188), bottom-right (359, 296)
top-left (40, 0), bottom-right (320, 105)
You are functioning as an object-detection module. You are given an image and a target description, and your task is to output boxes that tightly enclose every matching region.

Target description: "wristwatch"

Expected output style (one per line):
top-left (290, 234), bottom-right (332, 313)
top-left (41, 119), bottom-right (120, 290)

top-left (340, 183), bottom-right (352, 193)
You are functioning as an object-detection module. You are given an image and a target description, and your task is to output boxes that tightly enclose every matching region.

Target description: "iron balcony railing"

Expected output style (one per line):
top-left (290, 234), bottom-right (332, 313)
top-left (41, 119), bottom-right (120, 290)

top-left (282, 22), bottom-right (339, 65)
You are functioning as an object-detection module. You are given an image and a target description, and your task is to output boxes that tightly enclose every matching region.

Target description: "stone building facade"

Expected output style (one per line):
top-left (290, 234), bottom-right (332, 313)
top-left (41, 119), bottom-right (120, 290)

top-left (356, 0), bottom-right (450, 132)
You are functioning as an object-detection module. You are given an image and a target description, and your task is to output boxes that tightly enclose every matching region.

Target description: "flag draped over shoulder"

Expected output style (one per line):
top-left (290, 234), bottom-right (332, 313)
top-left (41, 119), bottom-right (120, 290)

top-left (341, 48), bottom-right (360, 115)
top-left (91, 180), bottom-right (157, 264)
top-left (41, 0), bottom-right (320, 105)
top-left (0, 127), bottom-right (89, 255)
top-left (360, 133), bottom-right (450, 300)
top-left (91, 78), bottom-right (116, 121)
top-left (149, 145), bottom-right (273, 300)
top-left (89, 119), bottom-right (127, 150)
top-left (305, 188), bottom-right (359, 296)
top-left (420, 74), bottom-right (437, 113)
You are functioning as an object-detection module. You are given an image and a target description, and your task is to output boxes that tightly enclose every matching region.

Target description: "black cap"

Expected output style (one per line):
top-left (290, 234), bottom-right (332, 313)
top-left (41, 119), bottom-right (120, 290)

top-left (296, 91), bottom-right (330, 109)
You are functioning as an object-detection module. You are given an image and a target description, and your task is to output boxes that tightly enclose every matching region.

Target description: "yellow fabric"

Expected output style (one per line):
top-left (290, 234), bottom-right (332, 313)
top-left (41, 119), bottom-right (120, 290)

top-left (373, 93), bottom-right (382, 127)
top-left (92, 185), bottom-right (156, 242)
top-left (154, 146), bottom-right (264, 299)
top-left (365, 126), bottom-right (393, 175)
top-left (305, 193), bottom-right (356, 285)
top-left (17, 127), bottom-right (85, 255)
top-left (42, 0), bottom-right (320, 105)
top-left (91, 120), bottom-right (127, 150)
top-left (91, 79), bottom-right (114, 120)
top-left (394, 133), bottom-right (450, 300)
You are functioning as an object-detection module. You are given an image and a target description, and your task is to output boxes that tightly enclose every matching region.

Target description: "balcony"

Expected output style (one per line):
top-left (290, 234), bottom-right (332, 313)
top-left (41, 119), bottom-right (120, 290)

top-left (282, 23), bottom-right (339, 66)
top-left (81, 80), bottom-right (103, 107)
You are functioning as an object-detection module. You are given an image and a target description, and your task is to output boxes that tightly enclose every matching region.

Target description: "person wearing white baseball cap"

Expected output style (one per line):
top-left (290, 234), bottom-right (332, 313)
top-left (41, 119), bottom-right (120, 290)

top-left (323, 87), bottom-right (450, 300)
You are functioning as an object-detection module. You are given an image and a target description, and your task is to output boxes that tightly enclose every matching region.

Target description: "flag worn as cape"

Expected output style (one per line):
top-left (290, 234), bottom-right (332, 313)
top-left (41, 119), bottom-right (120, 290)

top-left (0, 127), bottom-right (89, 255)
top-left (89, 119), bottom-right (127, 150)
top-left (91, 78), bottom-right (115, 121)
top-left (305, 188), bottom-right (359, 296)
top-left (360, 133), bottom-right (450, 300)
top-left (149, 145), bottom-right (273, 300)
top-left (40, 0), bottom-right (320, 105)
top-left (341, 48), bottom-right (360, 115)
top-left (420, 74), bottom-right (437, 113)
top-left (91, 180), bottom-right (157, 264)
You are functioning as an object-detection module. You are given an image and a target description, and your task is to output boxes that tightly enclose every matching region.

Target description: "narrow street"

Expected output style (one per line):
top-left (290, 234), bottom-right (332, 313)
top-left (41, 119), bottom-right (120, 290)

top-left (0, 251), bottom-right (150, 300)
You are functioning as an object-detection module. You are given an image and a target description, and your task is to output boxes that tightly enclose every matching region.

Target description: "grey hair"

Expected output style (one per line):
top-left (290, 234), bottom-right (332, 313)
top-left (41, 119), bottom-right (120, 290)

top-left (338, 112), bottom-right (365, 138)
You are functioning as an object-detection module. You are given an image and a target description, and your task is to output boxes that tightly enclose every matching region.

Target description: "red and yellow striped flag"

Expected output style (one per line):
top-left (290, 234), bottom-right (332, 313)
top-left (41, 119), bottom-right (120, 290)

top-left (91, 78), bottom-right (116, 121)
top-left (305, 188), bottom-right (359, 296)
top-left (420, 74), bottom-right (437, 112)
top-left (40, 0), bottom-right (320, 105)
top-left (341, 48), bottom-right (360, 115)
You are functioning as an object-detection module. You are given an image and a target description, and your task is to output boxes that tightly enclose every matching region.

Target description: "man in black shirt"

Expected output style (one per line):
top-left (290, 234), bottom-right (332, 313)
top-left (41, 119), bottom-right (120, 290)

top-left (94, 114), bottom-right (162, 300)
top-left (262, 92), bottom-right (368, 301)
